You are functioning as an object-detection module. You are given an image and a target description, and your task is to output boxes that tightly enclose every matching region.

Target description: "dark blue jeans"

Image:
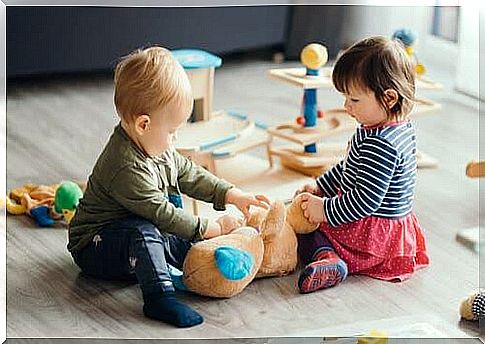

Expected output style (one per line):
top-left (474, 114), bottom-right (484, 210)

top-left (71, 216), bottom-right (193, 297)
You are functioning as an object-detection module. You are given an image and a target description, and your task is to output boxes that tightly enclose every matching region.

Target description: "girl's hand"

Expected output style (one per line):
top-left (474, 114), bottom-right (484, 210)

top-left (216, 214), bottom-right (244, 235)
top-left (299, 192), bottom-right (327, 224)
top-left (294, 183), bottom-right (322, 198)
top-left (225, 188), bottom-right (270, 218)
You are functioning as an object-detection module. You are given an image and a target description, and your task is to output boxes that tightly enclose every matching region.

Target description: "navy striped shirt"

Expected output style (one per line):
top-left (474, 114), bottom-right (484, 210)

top-left (318, 121), bottom-right (417, 227)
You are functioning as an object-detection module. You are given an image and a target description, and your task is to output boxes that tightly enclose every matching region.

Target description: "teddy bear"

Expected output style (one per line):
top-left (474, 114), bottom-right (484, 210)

top-left (182, 193), bottom-right (317, 298)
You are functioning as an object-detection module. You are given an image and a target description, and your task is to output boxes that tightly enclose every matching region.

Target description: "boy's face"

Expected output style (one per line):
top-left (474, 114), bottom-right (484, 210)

top-left (139, 98), bottom-right (192, 156)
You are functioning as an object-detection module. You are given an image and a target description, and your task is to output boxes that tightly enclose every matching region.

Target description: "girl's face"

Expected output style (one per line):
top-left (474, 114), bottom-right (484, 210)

top-left (342, 87), bottom-right (389, 127)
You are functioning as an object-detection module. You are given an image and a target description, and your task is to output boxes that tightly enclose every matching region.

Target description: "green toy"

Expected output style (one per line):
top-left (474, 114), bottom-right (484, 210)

top-left (54, 181), bottom-right (83, 223)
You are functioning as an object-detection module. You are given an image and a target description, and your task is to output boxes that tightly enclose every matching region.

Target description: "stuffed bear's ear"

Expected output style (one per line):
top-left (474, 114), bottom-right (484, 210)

top-left (287, 194), bottom-right (318, 234)
top-left (260, 201), bottom-right (286, 238)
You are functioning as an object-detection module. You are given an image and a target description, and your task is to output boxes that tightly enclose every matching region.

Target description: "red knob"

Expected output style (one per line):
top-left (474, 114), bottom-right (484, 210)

top-left (296, 116), bottom-right (305, 125)
top-left (317, 110), bottom-right (324, 118)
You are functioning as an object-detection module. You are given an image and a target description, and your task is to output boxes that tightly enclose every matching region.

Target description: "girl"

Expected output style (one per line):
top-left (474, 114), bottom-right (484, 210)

top-left (295, 36), bottom-right (430, 294)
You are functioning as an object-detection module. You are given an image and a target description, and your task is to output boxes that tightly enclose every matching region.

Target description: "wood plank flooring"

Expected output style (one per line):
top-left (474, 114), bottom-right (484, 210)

top-left (5, 59), bottom-right (483, 340)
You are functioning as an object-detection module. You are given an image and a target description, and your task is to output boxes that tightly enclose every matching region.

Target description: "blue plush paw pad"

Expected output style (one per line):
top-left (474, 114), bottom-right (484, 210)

top-left (214, 246), bottom-right (254, 281)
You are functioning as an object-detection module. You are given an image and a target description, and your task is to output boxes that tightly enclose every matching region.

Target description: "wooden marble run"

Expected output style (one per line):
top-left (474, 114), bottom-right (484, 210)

top-left (173, 49), bottom-right (271, 174)
top-left (175, 110), bottom-right (271, 175)
top-left (267, 43), bottom-right (443, 177)
top-left (173, 49), bottom-right (272, 213)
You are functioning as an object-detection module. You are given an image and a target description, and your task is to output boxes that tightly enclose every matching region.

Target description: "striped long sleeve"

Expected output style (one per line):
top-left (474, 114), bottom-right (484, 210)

top-left (316, 160), bottom-right (344, 198)
top-left (319, 122), bottom-right (417, 228)
top-left (324, 136), bottom-right (398, 227)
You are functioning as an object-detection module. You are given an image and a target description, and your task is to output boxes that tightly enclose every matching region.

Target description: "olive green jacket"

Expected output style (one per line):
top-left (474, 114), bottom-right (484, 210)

top-left (68, 124), bottom-right (233, 252)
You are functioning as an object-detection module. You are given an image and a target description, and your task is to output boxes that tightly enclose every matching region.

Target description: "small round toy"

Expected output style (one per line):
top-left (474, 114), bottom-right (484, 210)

top-left (300, 43), bottom-right (328, 70)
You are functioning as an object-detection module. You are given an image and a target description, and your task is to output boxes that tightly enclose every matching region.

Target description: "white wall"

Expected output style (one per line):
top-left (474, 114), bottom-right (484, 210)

top-left (455, 6), bottom-right (483, 100)
top-left (338, 6), bottom-right (459, 74)
top-left (340, 6), bottom-right (431, 47)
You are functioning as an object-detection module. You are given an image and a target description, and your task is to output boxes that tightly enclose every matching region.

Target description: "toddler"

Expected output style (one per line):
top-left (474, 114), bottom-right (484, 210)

top-left (68, 46), bottom-right (269, 327)
top-left (295, 36), bottom-right (430, 293)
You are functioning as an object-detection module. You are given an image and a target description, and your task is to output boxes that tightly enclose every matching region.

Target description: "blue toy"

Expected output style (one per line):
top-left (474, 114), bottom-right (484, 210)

top-left (299, 43), bottom-right (328, 153)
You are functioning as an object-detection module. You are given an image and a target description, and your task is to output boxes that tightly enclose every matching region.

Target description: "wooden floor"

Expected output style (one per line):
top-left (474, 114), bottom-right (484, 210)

top-left (5, 57), bottom-right (484, 341)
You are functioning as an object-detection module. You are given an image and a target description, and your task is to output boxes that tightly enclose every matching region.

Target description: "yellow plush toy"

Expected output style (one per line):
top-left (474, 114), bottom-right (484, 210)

top-left (183, 194), bottom-right (317, 298)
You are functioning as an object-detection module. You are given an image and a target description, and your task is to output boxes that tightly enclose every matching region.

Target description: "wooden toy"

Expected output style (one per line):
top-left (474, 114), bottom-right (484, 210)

top-left (172, 49), bottom-right (222, 122)
top-left (173, 49), bottom-right (272, 175)
top-left (267, 44), bottom-right (357, 177)
top-left (173, 49), bottom-right (272, 213)
top-left (175, 110), bottom-right (271, 176)
top-left (267, 41), bottom-right (443, 176)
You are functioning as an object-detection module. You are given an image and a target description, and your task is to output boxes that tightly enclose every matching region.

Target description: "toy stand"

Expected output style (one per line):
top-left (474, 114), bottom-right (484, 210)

top-left (267, 64), bottom-right (444, 176)
top-left (267, 108), bottom-right (355, 177)
top-left (268, 66), bottom-right (444, 91)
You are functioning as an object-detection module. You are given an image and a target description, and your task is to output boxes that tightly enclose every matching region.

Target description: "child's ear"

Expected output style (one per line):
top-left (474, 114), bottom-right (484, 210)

top-left (134, 114), bottom-right (150, 135)
top-left (384, 89), bottom-right (399, 109)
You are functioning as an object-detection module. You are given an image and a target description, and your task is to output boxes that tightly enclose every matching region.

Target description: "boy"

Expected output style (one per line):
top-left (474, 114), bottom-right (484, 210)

top-left (68, 46), bottom-right (270, 328)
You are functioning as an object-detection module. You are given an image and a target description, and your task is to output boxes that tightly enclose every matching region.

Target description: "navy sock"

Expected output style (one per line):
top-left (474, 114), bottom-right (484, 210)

top-left (143, 292), bottom-right (203, 328)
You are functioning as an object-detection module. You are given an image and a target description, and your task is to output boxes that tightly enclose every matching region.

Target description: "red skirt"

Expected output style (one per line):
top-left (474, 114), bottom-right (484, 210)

top-left (319, 213), bottom-right (430, 281)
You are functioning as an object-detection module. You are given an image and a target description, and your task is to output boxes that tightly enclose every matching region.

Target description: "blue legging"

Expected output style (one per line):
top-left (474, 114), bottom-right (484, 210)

top-left (71, 216), bottom-right (193, 297)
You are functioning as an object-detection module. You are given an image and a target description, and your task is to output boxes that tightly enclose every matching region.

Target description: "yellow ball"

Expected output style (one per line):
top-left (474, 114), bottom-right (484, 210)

top-left (415, 63), bottom-right (426, 75)
top-left (300, 43), bottom-right (328, 69)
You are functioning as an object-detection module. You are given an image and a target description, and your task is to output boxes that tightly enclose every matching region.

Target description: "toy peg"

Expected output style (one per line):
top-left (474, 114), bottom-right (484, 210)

top-left (466, 161), bottom-right (485, 178)
top-left (299, 43), bottom-right (328, 153)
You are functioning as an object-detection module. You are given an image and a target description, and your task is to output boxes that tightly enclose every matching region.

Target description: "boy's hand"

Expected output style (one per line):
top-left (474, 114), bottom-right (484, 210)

top-left (294, 182), bottom-right (322, 198)
top-left (300, 192), bottom-right (327, 224)
top-left (216, 214), bottom-right (244, 235)
top-left (225, 188), bottom-right (270, 218)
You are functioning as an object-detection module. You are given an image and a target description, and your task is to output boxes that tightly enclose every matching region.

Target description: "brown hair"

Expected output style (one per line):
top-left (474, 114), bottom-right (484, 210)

top-left (114, 46), bottom-right (192, 122)
top-left (332, 36), bottom-right (416, 118)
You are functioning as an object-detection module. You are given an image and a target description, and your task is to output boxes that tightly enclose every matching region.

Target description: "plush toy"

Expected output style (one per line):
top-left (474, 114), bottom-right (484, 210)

top-left (460, 291), bottom-right (485, 321)
top-left (247, 195), bottom-right (316, 278)
top-left (183, 193), bottom-right (317, 298)
top-left (6, 181), bottom-right (83, 227)
top-left (54, 181), bottom-right (84, 223)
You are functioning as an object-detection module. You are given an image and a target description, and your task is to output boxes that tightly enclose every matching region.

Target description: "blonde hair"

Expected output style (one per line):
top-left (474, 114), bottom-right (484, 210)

top-left (332, 36), bottom-right (416, 119)
top-left (114, 46), bottom-right (192, 122)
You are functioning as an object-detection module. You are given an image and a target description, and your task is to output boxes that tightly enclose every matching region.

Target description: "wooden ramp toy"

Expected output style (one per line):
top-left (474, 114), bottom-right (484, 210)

top-left (175, 111), bottom-right (271, 175)
top-left (267, 44), bottom-right (444, 178)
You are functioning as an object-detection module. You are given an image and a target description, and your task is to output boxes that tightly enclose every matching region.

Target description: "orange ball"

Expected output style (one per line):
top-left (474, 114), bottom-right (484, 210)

top-left (296, 116), bottom-right (305, 125)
